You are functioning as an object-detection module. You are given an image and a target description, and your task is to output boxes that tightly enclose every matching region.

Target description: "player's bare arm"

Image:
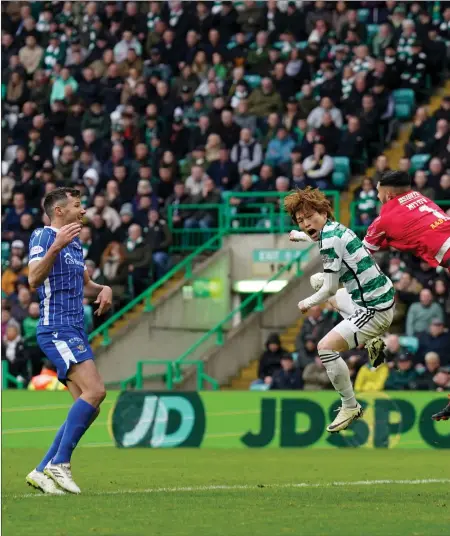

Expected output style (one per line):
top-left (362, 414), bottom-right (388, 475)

top-left (28, 223), bottom-right (81, 288)
top-left (83, 271), bottom-right (113, 316)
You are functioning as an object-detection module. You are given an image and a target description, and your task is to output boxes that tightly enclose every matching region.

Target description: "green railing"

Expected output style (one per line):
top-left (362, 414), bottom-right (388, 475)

top-left (2, 361), bottom-right (25, 390)
top-left (122, 244), bottom-right (314, 390)
top-left (168, 191), bottom-right (340, 251)
top-left (87, 231), bottom-right (225, 347)
top-left (350, 199), bottom-right (450, 238)
top-left (88, 190), bottom-right (339, 348)
top-left (121, 360), bottom-right (219, 391)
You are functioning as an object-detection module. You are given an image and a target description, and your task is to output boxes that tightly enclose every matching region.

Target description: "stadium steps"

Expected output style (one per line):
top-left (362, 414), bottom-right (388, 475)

top-left (90, 271), bottom-right (185, 351)
top-left (339, 79), bottom-right (450, 226)
top-left (222, 317), bottom-right (304, 390)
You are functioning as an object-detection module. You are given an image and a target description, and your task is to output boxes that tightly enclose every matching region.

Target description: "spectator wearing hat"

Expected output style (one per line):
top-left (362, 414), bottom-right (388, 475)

top-left (406, 289), bottom-right (445, 337)
top-left (384, 354), bottom-right (418, 390)
top-left (417, 319), bottom-right (450, 367)
top-left (251, 333), bottom-right (287, 388)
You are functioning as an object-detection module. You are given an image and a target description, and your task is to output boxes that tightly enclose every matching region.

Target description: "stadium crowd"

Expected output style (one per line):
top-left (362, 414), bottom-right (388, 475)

top-left (1, 1), bottom-right (449, 388)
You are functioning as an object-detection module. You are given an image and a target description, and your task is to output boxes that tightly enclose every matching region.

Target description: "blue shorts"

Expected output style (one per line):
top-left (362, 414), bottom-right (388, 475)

top-left (37, 326), bottom-right (94, 384)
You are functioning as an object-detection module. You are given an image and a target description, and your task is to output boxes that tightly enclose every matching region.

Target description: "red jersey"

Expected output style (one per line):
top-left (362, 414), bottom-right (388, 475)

top-left (363, 190), bottom-right (450, 268)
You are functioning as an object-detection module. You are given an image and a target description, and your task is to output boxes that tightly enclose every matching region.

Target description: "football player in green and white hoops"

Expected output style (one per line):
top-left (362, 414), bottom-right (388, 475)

top-left (285, 187), bottom-right (394, 433)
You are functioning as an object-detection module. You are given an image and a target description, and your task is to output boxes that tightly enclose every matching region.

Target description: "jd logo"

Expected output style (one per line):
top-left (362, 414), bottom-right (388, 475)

top-left (241, 398), bottom-right (450, 449)
top-left (112, 392), bottom-right (205, 448)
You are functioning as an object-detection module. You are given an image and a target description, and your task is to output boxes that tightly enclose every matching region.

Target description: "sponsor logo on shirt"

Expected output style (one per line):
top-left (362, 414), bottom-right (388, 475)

top-left (30, 245), bottom-right (44, 256)
top-left (64, 252), bottom-right (84, 267)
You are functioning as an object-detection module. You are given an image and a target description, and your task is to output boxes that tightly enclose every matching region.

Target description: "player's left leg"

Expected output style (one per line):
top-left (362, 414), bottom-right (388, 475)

top-left (317, 328), bottom-right (363, 433)
top-left (45, 360), bottom-right (105, 493)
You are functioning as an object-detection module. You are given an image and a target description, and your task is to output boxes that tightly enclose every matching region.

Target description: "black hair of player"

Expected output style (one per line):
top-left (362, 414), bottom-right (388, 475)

top-left (379, 170), bottom-right (411, 188)
top-left (43, 187), bottom-right (81, 218)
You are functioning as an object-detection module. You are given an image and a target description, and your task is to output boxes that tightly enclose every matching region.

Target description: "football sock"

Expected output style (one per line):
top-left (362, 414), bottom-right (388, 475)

top-left (319, 350), bottom-right (357, 409)
top-left (52, 398), bottom-right (97, 464)
top-left (36, 421), bottom-right (66, 472)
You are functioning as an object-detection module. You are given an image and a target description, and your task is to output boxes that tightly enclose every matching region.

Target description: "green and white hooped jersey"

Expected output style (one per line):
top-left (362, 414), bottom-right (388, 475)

top-left (319, 220), bottom-right (395, 311)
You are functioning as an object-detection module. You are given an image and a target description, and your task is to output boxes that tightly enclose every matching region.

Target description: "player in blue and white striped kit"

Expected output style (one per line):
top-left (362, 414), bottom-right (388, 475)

top-left (25, 187), bottom-right (113, 495)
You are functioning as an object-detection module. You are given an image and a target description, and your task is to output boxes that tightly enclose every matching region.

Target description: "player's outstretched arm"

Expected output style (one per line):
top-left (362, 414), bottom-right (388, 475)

top-left (28, 224), bottom-right (81, 288)
top-left (298, 271), bottom-right (340, 313)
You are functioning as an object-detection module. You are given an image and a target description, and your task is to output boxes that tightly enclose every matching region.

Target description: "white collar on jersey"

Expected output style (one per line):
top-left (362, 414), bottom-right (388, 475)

top-left (44, 226), bottom-right (60, 233)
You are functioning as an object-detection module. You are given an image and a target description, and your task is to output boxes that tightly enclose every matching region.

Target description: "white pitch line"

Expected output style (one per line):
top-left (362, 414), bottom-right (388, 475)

top-left (10, 479), bottom-right (450, 499)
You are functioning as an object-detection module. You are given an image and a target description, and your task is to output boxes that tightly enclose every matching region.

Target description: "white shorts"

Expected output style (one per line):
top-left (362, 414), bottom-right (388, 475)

top-left (331, 288), bottom-right (394, 349)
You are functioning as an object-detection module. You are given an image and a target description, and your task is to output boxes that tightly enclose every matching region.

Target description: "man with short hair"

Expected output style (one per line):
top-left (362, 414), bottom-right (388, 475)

top-left (26, 187), bottom-right (113, 494)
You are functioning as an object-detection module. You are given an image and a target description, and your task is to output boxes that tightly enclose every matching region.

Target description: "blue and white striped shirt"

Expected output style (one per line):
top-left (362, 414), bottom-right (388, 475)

top-left (28, 227), bottom-right (86, 328)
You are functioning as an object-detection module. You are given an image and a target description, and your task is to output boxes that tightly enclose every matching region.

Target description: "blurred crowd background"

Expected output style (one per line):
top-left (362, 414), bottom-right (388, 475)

top-left (1, 1), bottom-right (449, 390)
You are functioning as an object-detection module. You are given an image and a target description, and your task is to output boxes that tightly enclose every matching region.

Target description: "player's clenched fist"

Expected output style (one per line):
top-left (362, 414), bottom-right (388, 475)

top-left (289, 230), bottom-right (312, 242)
top-left (53, 223), bottom-right (82, 250)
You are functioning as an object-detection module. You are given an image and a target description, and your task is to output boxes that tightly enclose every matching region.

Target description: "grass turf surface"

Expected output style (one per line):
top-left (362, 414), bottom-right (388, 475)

top-left (2, 448), bottom-right (449, 536)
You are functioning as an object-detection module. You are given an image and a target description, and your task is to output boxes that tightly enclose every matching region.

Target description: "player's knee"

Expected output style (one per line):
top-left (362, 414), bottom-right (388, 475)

top-left (317, 338), bottom-right (329, 353)
top-left (89, 384), bottom-right (106, 406)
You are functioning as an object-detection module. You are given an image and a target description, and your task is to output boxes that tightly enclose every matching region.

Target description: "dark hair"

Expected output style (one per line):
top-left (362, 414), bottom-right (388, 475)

top-left (378, 170), bottom-right (411, 188)
top-left (43, 187), bottom-right (80, 218)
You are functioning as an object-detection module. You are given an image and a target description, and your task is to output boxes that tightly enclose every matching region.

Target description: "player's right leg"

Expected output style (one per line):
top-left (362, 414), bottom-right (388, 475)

top-left (45, 360), bottom-right (105, 494)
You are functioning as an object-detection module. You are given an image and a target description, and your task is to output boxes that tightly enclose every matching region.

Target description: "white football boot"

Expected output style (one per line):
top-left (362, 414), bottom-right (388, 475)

top-left (44, 463), bottom-right (81, 494)
top-left (327, 403), bottom-right (363, 433)
top-left (366, 337), bottom-right (386, 368)
top-left (26, 469), bottom-right (65, 495)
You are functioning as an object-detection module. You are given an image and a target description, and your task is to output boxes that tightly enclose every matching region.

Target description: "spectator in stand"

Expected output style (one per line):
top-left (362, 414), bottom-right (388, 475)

top-left (303, 142), bottom-right (334, 189)
top-left (22, 301), bottom-right (41, 376)
top-left (207, 144), bottom-right (239, 191)
top-left (406, 289), bottom-right (444, 337)
top-left (417, 319), bottom-right (450, 367)
top-left (2, 256), bottom-right (28, 296)
top-left (353, 177), bottom-right (378, 227)
top-left (231, 127), bottom-right (263, 175)
top-left (265, 126), bottom-right (296, 170)
top-left (251, 333), bottom-right (287, 389)
top-left (246, 77), bottom-right (283, 118)
top-left (295, 306), bottom-right (334, 357)
top-left (354, 362), bottom-right (389, 393)
top-left (85, 193), bottom-right (121, 233)
top-left (145, 209), bottom-right (172, 281)
top-left (432, 279), bottom-right (450, 323)
top-left (125, 223), bottom-right (152, 296)
top-left (99, 242), bottom-right (129, 308)
top-left (303, 356), bottom-right (332, 391)
top-left (336, 116), bottom-right (366, 168)
top-left (271, 354), bottom-right (303, 390)
top-left (410, 352), bottom-right (445, 391)
top-left (384, 354), bottom-right (418, 391)
top-left (404, 107), bottom-right (436, 158)
top-left (412, 170), bottom-right (435, 200)
top-left (2, 324), bottom-right (27, 386)
top-left (307, 97), bottom-right (343, 130)
top-left (384, 334), bottom-right (406, 366)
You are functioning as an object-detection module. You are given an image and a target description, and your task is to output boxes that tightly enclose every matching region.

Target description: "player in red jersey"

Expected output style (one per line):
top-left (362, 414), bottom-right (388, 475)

top-left (363, 170), bottom-right (450, 269)
top-left (363, 170), bottom-right (450, 420)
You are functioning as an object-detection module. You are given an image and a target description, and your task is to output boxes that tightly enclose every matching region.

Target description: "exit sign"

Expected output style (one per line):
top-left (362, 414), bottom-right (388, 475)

top-left (253, 249), bottom-right (303, 263)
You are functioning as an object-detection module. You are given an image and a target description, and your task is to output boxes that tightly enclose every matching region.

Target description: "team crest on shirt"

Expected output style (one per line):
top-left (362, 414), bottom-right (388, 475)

top-left (69, 336), bottom-right (86, 353)
top-left (72, 242), bottom-right (82, 250)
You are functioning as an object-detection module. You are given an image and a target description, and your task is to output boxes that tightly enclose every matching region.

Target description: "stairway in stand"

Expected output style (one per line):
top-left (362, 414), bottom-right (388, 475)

top-left (222, 316), bottom-right (304, 390)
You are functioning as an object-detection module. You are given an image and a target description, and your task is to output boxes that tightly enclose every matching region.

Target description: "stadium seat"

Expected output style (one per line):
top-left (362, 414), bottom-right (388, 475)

top-left (398, 336), bottom-right (419, 354)
top-left (392, 89), bottom-right (415, 120)
top-left (367, 24), bottom-right (379, 42)
top-left (244, 74), bottom-right (261, 89)
top-left (249, 382), bottom-right (271, 391)
top-left (332, 157), bottom-right (351, 189)
top-left (1, 242), bottom-right (10, 268)
top-left (358, 9), bottom-right (370, 22)
top-left (410, 154), bottom-right (431, 173)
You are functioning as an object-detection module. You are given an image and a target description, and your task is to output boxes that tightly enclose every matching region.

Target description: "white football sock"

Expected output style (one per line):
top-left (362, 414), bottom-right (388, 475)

top-left (319, 350), bottom-right (357, 408)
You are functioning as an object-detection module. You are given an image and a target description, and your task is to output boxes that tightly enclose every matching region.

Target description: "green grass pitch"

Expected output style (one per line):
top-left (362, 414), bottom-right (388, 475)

top-left (2, 448), bottom-right (449, 535)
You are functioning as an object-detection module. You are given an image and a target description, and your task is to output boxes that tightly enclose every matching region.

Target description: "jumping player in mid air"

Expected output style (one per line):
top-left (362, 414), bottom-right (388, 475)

top-left (285, 187), bottom-right (395, 432)
top-left (25, 187), bottom-right (113, 494)
top-left (363, 170), bottom-right (450, 421)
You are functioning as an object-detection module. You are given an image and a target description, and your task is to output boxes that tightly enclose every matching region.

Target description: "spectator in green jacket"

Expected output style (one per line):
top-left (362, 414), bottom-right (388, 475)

top-left (22, 302), bottom-right (42, 376)
top-left (247, 77), bottom-right (283, 118)
top-left (81, 100), bottom-right (111, 141)
top-left (384, 354), bottom-right (418, 390)
top-left (406, 289), bottom-right (444, 337)
top-left (50, 67), bottom-right (78, 104)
